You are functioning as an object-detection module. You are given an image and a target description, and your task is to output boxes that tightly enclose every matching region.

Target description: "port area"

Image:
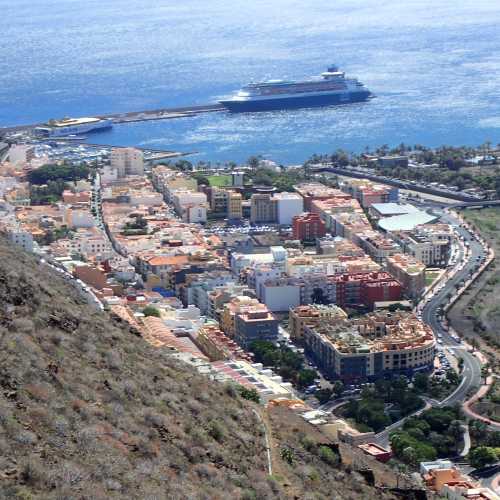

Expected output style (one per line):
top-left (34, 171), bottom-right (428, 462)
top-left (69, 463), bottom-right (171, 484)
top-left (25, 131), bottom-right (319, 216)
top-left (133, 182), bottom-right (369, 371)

top-left (0, 103), bottom-right (225, 135)
top-left (54, 140), bottom-right (194, 161)
top-left (105, 103), bottom-right (224, 124)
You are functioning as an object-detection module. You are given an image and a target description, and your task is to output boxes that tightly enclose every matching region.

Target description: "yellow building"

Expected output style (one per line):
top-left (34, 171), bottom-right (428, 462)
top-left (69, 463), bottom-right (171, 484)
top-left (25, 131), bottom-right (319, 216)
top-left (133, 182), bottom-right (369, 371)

top-left (228, 191), bottom-right (242, 219)
top-left (220, 296), bottom-right (262, 338)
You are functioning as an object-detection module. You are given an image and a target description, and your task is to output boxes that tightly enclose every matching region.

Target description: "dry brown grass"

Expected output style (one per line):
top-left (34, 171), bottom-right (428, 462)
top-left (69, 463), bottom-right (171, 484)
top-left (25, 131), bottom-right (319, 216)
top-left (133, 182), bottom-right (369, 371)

top-left (0, 237), bottom-right (416, 499)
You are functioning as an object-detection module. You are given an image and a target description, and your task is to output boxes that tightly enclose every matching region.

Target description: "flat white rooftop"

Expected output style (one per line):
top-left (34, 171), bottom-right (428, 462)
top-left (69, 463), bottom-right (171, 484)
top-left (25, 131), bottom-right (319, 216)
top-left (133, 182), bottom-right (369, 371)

top-left (48, 117), bottom-right (103, 127)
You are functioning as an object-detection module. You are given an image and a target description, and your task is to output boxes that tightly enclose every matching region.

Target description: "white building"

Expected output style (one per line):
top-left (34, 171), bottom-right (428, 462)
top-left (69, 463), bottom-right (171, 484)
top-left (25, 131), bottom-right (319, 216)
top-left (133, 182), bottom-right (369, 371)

top-left (110, 147), bottom-right (144, 177)
top-left (8, 228), bottom-right (34, 252)
top-left (163, 305), bottom-right (205, 338)
top-left (232, 171), bottom-right (245, 187)
top-left (230, 252), bottom-right (275, 275)
top-left (64, 207), bottom-right (95, 228)
top-left (172, 190), bottom-right (208, 223)
top-left (129, 192), bottom-right (163, 207)
top-left (0, 177), bottom-right (20, 197)
top-left (101, 165), bottom-right (119, 184)
top-left (8, 145), bottom-right (34, 166)
top-left (186, 273), bottom-right (235, 315)
top-left (273, 192), bottom-right (303, 225)
top-left (262, 281), bottom-right (301, 312)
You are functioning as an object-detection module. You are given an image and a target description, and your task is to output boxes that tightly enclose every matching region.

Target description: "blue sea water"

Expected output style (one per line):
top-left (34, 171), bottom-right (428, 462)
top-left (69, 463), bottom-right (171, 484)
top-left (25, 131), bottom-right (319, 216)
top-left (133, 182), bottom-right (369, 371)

top-left (1, 0), bottom-right (500, 164)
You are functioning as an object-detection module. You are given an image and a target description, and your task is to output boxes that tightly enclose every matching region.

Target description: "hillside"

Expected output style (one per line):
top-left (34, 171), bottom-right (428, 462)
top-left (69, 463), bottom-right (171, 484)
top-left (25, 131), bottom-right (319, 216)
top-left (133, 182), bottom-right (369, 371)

top-left (0, 238), bottom-right (412, 499)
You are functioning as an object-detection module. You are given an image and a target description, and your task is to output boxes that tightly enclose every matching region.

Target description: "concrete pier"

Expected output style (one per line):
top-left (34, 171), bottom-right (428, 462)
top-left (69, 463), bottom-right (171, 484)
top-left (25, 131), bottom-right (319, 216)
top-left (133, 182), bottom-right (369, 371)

top-left (0, 103), bottom-right (225, 135)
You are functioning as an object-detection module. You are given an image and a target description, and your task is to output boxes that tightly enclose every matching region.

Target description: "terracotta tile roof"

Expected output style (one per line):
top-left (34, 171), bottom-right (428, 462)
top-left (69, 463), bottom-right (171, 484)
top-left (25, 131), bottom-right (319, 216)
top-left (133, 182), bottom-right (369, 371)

top-left (147, 255), bottom-right (189, 266)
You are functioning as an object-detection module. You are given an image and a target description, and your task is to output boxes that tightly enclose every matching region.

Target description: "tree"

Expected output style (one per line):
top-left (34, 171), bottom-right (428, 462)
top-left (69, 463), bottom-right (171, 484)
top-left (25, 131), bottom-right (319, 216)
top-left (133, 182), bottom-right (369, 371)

top-left (142, 306), bottom-right (161, 318)
top-left (413, 373), bottom-right (429, 392)
top-left (316, 388), bottom-right (333, 404)
top-left (448, 420), bottom-right (463, 441)
top-left (402, 446), bottom-right (418, 467)
top-left (297, 369), bottom-right (316, 389)
top-left (280, 447), bottom-right (295, 465)
top-left (332, 381), bottom-right (344, 398)
top-left (470, 420), bottom-right (488, 441)
top-left (421, 408), bottom-right (456, 433)
top-left (468, 447), bottom-right (498, 469)
top-left (28, 163), bottom-right (90, 185)
top-left (173, 159), bottom-right (193, 171)
top-left (247, 156), bottom-right (261, 170)
top-left (446, 370), bottom-right (460, 385)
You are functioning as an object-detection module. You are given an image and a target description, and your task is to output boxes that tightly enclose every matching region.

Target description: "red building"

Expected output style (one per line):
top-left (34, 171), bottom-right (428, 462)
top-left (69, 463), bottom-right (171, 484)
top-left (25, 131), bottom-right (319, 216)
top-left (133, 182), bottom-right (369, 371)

top-left (358, 443), bottom-right (393, 463)
top-left (292, 212), bottom-right (326, 241)
top-left (333, 271), bottom-right (402, 309)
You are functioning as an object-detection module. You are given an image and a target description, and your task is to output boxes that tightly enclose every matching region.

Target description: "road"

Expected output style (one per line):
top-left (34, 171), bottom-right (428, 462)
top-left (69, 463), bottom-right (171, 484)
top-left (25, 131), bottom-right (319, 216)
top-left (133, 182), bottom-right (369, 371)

top-left (421, 209), bottom-right (483, 407)
top-left (371, 207), bottom-right (486, 446)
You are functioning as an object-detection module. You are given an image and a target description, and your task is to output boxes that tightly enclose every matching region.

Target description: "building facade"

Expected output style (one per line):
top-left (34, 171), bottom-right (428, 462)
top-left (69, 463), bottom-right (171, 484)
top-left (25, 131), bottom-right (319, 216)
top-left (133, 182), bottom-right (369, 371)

top-left (250, 193), bottom-right (277, 223)
top-left (292, 212), bottom-right (326, 241)
top-left (110, 147), bottom-right (144, 177)
top-left (303, 311), bottom-right (435, 382)
top-left (234, 307), bottom-right (279, 349)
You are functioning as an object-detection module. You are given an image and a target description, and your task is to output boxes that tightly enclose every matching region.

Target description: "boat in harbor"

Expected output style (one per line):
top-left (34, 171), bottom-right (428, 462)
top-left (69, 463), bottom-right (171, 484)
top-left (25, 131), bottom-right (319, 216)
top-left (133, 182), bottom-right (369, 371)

top-left (35, 117), bottom-right (112, 137)
top-left (219, 65), bottom-right (372, 112)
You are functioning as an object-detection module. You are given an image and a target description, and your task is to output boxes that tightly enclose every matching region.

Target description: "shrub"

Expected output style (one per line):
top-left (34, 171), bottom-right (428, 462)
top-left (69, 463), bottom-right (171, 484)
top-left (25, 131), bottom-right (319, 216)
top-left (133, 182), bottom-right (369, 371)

top-left (105, 349), bottom-right (122, 370)
top-left (142, 306), bottom-right (161, 318)
top-left (208, 421), bottom-right (225, 443)
top-left (237, 386), bottom-right (260, 404)
top-left (20, 458), bottom-right (44, 487)
top-left (469, 446), bottom-right (498, 469)
top-left (280, 447), bottom-right (295, 465)
top-left (317, 446), bottom-right (339, 466)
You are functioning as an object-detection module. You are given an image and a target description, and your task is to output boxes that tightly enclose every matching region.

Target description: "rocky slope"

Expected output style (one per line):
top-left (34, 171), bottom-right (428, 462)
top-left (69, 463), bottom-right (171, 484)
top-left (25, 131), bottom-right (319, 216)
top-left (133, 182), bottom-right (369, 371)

top-left (0, 238), bottom-right (416, 499)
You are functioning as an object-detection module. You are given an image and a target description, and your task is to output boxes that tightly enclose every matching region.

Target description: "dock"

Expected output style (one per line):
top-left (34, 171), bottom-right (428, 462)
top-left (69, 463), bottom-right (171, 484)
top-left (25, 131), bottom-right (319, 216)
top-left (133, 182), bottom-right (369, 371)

top-left (85, 142), bottom-right (195, 161)
top-left (0, 103), bottom-right (226, 135)
top-left (47, 139), bottom-right (196, 161)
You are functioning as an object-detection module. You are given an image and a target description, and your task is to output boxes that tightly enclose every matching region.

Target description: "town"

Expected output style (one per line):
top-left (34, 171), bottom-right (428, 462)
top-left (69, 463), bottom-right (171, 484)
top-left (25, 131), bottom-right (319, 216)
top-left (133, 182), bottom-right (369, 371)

top-left (0, 140), bottom-right (499, 499)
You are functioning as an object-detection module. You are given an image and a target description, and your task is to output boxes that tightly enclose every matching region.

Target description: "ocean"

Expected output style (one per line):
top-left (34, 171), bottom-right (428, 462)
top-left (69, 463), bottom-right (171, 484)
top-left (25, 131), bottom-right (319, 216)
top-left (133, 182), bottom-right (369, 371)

top-left (1, 0), bottom-right (500, 164)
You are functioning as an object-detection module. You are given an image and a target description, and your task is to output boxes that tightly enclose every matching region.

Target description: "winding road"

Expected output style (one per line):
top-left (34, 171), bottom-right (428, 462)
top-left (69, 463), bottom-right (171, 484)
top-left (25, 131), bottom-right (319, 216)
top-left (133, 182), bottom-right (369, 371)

top-left (372, 206), bottom-right (488, 447)
top-left (422, 209), bottom-right (484, 407)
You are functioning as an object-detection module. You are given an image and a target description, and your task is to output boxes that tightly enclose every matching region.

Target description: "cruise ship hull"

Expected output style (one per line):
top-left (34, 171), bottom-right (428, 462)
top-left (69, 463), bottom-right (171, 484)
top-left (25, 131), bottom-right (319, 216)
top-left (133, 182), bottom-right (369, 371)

top-left (220, 91), bottom-right (371, 113)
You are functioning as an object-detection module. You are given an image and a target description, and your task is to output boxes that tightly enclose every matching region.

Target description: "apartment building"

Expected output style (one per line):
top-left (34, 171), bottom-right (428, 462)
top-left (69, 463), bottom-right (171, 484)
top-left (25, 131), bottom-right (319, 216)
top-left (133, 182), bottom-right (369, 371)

top-left (341, 179), bottom-right (398, 208)
top-left (209, 187), bottom-right (243, 219)
top-left (152, 167), bottom-right (198, 203)
top-left (206, 283), bottom-right (256, 322)
top-left (194, 323), bottom-right (251, 362)
top-left (228, 191), bottom-right (243, 219)
top-left (234, 306), bottom-right (279, 349)
top-left (7, 144), bottom-right (35, 166)
top-left (357, 231), bottom-right (401, 263)
top-left (273, 192), bottom-right (303, 225)
top-left (110, 147), bottom-right (144, 177)
top-left (220, 296), bottom-right (264, 338)
top-left (250, 193), bottom-right (277, 223)
top-left (294, 182), bottom-right (351, 211)
top-left (386, 253), bottom-right (426, 300)
top-left (303, 311), bottom-right (435, 382)
top-left (289, 304), bottom-right (348, 342)
top-left (259, 271), bottom-right (401, 311)
top-left (182, 270), bottom-right (235, 315)
top-left (292, 212), bottom-right (326, 241)
top-left (392, 224), bottom-right (452, 267)
top-left (172, 190), bottom-right (208, 223)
